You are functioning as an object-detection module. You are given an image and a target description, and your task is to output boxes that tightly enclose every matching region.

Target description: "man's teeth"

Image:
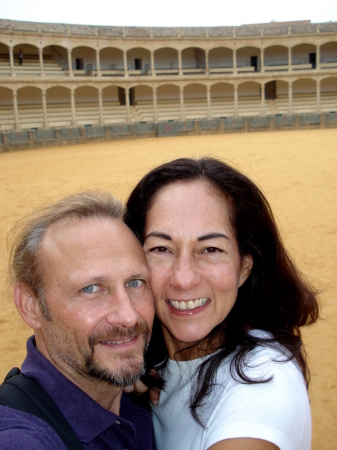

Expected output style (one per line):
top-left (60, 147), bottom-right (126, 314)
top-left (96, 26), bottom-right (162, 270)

top-left (169, 298), bottom-right (208, 311)
top-left (102, 337), bottom-right (134, 345)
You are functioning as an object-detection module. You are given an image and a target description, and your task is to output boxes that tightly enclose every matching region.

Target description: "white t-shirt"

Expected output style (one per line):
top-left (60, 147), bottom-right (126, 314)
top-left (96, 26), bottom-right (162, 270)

top-left (152, 331), bottom-right (311, 450)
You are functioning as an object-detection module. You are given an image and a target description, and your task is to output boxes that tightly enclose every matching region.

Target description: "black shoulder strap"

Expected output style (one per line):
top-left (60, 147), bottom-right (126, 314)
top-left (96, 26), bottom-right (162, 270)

top-left (0, 368), bottom-right (84, 450)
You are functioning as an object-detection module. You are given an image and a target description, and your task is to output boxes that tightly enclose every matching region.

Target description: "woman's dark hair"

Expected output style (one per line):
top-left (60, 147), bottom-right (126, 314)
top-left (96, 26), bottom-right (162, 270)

top-left (124, 157), bottom-right (319, 425)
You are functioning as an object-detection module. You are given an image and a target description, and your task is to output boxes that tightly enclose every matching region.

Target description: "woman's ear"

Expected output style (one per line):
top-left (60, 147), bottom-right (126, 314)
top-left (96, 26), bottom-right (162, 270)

top-left (239, 255), bottom-right (253, 287)
top-left (13, 283), bottom-right (43, 330)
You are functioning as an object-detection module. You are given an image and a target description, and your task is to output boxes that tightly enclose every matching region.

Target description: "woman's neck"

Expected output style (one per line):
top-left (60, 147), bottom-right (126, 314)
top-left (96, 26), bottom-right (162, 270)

top-left (162, 326), bottom-right (224, 361)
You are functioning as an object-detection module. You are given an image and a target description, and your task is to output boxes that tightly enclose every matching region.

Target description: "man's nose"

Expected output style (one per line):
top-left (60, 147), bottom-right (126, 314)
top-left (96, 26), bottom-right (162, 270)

top-left (170, 254), bottom-right (202, 291)
top-left (105, 288), bottom-right (138, 328)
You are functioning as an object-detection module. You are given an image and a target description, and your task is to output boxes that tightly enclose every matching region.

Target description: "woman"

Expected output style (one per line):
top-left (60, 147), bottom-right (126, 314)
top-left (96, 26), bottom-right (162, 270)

top-left (124, 157), bottom-right (319, 450)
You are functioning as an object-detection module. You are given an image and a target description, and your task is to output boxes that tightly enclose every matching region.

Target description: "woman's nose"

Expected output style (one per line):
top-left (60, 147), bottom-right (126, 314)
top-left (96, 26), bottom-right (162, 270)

top-left (169, 255), bottom-right (201, 290)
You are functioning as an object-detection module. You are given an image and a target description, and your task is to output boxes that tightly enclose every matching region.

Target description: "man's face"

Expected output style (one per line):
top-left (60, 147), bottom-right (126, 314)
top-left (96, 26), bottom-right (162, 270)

top-left (35, 216), bottom-right (154, 388)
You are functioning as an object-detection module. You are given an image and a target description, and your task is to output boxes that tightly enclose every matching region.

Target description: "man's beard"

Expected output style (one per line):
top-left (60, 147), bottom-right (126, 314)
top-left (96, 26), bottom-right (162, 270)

top-left (85, 322), bottom-right (151, 387)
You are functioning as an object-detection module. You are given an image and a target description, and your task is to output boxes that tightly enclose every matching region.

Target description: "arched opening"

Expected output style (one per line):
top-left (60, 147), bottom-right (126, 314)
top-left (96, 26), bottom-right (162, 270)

top-left (273, 80), bottom-right (290, 114)
top-left (292, 78), bottom-right (316, 113)
top-left (0, 87), bottom-right (14, 131)
top-left (100, 47), bottom-right (124, 75)
top-left (17, 86), bottom-right (43, 129)
top-left (71, 46), bottom-right (96, 75)
top-left (133, 85), bottom-right (153, 122)
top-left (102, 86), bottom-right (127, 124)
top-left (320, 42), bottom-right (337, 67)
top-left (210, 83), bottom-right (234, 117)
top-left (321, 77), bottom-right (337, 112)
top-left (43, 45), bottom-right (68, 74)
top-left (184, 83), bottom-right (207, 119)
top-left (13, 44), bottom-right (39, 75)
top-left (0, 43), bottom-right (10, 76)
top-left (157, 84), bottom-right (180, 121)
top-left (154, 48), bottom-right (179, 75)
top-left (291, 44), bottom-right (316, 69)
top-left (238, 81), bottom-right (262, 116)
top-left (182, 48), bottom-right (206, 74)
top-left (46, 86), bottom-right (72, 127)
top-left (75, 86), bottom-right (99, 125)
top-left (237, 46), bottom-right (261, 73)
top-left (126, 48), bottom-right (151, 75)
top-left (209, 47), bottom-right (233, 73)
top-left (264, 45), bottom-right (288, 70)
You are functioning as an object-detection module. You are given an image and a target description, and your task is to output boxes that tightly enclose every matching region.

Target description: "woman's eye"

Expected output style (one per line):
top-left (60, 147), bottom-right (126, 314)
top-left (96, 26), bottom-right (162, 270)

top-left (150, 246), bottom-right (169, 253)
top-left (126, 279), bottom-right (143, 288)
top-left (202, 247), bottom-right (222, 254)
top-left (81, 284), bottom-right (99, 293)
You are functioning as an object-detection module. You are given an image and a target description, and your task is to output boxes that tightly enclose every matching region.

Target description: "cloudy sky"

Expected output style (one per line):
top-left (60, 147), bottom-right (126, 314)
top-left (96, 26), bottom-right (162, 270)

top-left (1, 0), bottom-right (336, 27)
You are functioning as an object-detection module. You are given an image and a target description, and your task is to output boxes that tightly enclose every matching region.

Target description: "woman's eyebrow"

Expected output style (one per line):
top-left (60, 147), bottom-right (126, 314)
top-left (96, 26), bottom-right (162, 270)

top-left (145, 231), bottom-right (172, 241)
top-left (198, 233), bottom-right (229, 241)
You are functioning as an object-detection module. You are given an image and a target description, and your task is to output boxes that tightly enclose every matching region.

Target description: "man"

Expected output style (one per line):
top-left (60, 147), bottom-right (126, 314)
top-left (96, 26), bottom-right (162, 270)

top-left (18, 48), bottom-right (24, 66)
top-left (0, 191), bottom-right (155, 449)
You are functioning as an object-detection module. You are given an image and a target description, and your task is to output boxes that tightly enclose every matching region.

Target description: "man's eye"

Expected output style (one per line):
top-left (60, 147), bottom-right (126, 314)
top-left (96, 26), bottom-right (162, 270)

top-left (81, 284), bottom-right (99, 293)
top-left (126, 279), bottom-right (143, 288)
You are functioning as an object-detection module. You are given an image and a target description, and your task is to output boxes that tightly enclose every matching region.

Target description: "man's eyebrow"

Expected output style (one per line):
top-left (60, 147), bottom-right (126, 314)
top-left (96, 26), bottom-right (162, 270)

top-left (198, 233), bottom-right (229, 241)
top-left (145, 231), bottom-right (172, 241)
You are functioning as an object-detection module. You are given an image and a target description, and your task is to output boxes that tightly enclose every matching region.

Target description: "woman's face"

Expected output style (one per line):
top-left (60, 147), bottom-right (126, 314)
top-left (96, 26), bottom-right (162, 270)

top-left (143, 180), bottom-right (253, 358)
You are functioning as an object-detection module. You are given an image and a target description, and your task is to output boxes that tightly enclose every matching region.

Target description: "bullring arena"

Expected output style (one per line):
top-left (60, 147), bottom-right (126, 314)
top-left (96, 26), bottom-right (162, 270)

top-left (0, 18), bottom-right (336, 450)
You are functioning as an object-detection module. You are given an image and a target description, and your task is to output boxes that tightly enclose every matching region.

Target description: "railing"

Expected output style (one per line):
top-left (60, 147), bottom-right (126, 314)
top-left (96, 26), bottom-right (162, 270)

top-left (209, 62), bottom-right (233, 68)
top-left (264, 58), bottom-right (288, 66)
top-left (321, 56), bottom-right (337, 63)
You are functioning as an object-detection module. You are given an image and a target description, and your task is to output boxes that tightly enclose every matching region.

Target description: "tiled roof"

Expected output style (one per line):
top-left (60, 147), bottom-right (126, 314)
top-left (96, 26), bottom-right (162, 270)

top-left (0, 19), bottom-right (336, 38)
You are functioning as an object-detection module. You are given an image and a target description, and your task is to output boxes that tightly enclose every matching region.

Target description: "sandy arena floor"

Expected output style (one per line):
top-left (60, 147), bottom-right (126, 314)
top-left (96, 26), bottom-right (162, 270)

top-left (0, 129), bottom-right (336, 449)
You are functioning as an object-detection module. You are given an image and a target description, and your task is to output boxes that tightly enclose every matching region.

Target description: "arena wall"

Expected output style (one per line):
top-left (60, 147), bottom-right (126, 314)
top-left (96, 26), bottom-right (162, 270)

top-left (0, 18), bottom-right (337, 132)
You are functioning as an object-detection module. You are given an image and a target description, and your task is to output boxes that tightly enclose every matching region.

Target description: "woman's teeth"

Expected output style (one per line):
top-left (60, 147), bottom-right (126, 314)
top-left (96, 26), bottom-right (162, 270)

top-left (168, 298), bottom-right (208, 311)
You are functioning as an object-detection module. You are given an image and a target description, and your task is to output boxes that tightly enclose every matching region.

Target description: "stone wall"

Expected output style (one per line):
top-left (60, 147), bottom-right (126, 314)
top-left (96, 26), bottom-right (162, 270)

top-left (1, 112), bottom-right (335, 152)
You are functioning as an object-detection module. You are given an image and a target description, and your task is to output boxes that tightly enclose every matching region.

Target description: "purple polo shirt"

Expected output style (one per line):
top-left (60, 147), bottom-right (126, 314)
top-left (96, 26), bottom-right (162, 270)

top-left (0, 337), bottom-right (155, 450)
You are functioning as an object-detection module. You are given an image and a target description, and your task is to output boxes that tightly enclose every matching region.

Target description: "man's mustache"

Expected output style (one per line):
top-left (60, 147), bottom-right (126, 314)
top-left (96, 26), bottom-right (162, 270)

top-left (88, 322), bottom-right (151, 349)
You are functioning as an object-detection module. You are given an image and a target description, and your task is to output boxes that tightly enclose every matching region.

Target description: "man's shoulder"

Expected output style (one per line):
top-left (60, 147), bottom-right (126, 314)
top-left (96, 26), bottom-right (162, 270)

top-left (0, 405), bottom-right (66, 450)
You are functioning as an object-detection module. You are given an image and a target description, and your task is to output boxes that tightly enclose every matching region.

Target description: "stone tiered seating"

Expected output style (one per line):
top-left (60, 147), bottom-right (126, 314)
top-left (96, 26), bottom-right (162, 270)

top-left (0, 54), bottom-right (66, 76)
top-left (0, 102), bottom-right (128, 130)
top-left (1, 94), bottom-right (336, 131)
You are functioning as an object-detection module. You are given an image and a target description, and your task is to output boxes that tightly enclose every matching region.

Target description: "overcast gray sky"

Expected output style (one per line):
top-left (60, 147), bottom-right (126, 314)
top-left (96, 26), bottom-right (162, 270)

top-left (1, 0), bottom-right (336, 27)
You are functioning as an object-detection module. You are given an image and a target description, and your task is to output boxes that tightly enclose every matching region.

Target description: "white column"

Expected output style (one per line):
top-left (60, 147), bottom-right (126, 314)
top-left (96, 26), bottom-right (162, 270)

top-left (180, 86), bottom-right (185, 121)
top-left (39, 47), bottom-right (44, 77)
top-left (261, 84), bottom-right (266, 116)
top-left (123, 51), bottom-right (129, 78)
top-left (288, 83), bottom-right (293, 115)
top-left (178, 50), bottom-right (182, 76)
top-left (233, 49), bottom-right (237, 75)
top-left (42, 89), bottom-right (48, 129)
top-left (9, 47), bottom-right (15, 76)
top-left (70, 89), bottom-right (76, 125)
top-left (316, 80), bottom-right (320, 113)
top-left (260, 48), bottom-right (264, 73)
top-left (13, 90), bottom-right (19, 131)
top-left (98, 89), bottom-right (104, 125)
top-left (316, 45), bottom-right (320, 70)
top-left (68, 49), bottom-right (73, 77)
top-left (205, 50), bottom-right (209, 75)
top-left (288, 47), bottom-right (292, 71)
top-left (151, 50), bottom-right (155, 77)
top-left (234, 85), bottom-right (238, 117)
top-left (125, 88), bottom-right (131, 124)
top-left (153, 87), bottom-right (157, 123)
top-left (96, 49), bottom-right (101, 77)
top-left (207, 85), bottom-right (211, 119)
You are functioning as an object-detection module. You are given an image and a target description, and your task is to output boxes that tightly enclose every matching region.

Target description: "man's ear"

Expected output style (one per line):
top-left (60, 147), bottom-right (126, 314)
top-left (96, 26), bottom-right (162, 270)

top-left (13, 283), bottom-right (42, 330)
top-left (239, 255), bottom-right (253, 287)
